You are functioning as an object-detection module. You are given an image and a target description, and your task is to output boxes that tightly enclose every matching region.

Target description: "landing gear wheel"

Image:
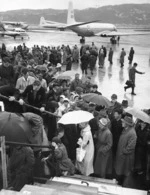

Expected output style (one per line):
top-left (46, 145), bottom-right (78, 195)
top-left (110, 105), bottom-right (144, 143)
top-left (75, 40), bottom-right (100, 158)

top-left (80, 37), bottom-right (85, 44)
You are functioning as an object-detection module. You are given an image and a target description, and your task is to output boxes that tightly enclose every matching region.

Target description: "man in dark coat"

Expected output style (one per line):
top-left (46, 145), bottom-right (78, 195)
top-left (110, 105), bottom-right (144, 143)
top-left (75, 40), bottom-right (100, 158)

top-left (108, 48), bottom-right (113, 65)
top-left (47, 83), bottom-right (60, 102)
top-left (111, 109), bottom-right (123, 159)
top-left (120, 48), bottom-right (126, 68)
top-left (0, 57), bottom-right (14, 86)
top-left (20, 79), bottom-right (46, 114)
top-left (124, 62), bottom-right (145, 95)
top-left (92, 84), bottom-right (102, 95)
top-left (61, 124), bottom-right (79, 162)
top-left (70, 73), bottom-right (82, 92)
top-left (82, 76), bottom-right (92, 93)
top-left (66, 53), bottom-right (72, 71)
top-left (80, 51), bottom-right (90, 75)
top-left (7, 146), bottom-right (35, 191)
top-left (107, 94), bottom-right (122, 121)
top-left (0, 84), bottom-right (23, 113)
top-left (115, 116), bottom-right (137, 185)
top-left (89, 48), bottom-right (98, 75)
top-left (128, 47), bottom-right (134, 64)
top-left (43, 101), bottom-right (58, 141)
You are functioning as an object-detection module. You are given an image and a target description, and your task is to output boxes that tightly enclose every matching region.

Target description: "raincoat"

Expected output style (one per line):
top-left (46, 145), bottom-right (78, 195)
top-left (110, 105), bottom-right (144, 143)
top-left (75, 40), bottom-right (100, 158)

top-left (94, 128), bottom-right (113, 178)
top-left (76, 125), bottom-right (94, 176)
top-left (115, 126), bottom-right (137, 176)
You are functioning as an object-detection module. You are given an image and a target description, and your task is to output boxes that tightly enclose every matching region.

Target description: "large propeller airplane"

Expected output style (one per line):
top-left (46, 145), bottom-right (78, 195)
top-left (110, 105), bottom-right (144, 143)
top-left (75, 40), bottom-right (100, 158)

top-left (39, 1), bottom-right (150, 44)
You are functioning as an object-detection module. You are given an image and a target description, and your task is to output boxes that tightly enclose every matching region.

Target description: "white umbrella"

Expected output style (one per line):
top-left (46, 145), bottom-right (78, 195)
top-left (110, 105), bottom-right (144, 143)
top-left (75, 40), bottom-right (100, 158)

top-left (58, 110), bottom-right (94, 125)
top-left (124, 107), bottom-right (150, 124)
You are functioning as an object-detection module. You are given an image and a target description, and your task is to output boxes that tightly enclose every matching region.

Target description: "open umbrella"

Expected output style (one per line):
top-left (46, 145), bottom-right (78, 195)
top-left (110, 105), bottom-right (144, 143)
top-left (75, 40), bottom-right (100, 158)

top-left (54, 70), bottom-right (79, 80)
top-left (124, 107), bottom-right (150, 124)
top-left (58, 110), bottom-right (94, 125)
top-left (81, 93), bottom-right (112, 108)
top-left (0, 112), bottom-right (33, 143)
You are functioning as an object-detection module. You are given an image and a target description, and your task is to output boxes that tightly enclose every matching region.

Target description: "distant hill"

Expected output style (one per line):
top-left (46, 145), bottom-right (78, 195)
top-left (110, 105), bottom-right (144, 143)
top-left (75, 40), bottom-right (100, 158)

top-left (0, 4), bottom-right (150, 26)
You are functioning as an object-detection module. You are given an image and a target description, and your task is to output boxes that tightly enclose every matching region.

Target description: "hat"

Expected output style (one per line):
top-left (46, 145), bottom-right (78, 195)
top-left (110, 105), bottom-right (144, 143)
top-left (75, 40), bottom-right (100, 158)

top-left (60, 95), bottom-right (65, 99)
top-left (111, 94), bottom-right (117, 100)
top-left (89, 102), bottom-right (96, 106)
top-left (121, 116), bottom-right (134, 126)
top-left (63, 98), bottom-right (69, 103)
top-left (56, 63), bottom-right (62, 68)
top-left (99, 118), bottom-right (108, 126)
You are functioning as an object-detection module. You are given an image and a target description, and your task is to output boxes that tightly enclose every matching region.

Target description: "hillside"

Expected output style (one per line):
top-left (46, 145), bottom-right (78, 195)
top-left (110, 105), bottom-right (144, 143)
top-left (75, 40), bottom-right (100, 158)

top-left (0, 4), bottom-right (150, 26)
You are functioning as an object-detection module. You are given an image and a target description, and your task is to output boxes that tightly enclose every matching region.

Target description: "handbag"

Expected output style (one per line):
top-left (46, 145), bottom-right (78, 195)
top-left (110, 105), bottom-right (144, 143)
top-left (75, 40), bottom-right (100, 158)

top-left (76, 147), bottom-right (86, 162)
top-left (125, 80), bottom-right (133, 86)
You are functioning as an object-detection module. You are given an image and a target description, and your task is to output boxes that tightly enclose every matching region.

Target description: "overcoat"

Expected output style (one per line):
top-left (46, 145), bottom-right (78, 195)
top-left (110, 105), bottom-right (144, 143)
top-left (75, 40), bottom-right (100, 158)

top-left (120, 50), bottom-right (126, 64)
top-left (94, 128), bottom-right (113, 178)
top-left (76, 125), bottom-right (94, 176)
top-left (115, 126), bottom-right (137, 176)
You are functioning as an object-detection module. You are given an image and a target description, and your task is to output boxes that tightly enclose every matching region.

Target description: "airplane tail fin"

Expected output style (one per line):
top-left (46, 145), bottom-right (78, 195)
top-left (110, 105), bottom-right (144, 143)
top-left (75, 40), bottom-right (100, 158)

top-left (40, 17), bottom-right (46, 26)
top-left (67, 1), bottom-right (76, 25)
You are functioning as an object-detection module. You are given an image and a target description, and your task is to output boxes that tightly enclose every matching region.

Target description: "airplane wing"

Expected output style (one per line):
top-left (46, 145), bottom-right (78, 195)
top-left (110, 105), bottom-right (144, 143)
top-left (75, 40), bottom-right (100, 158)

top-left (60, 20), bottom-right (101, 29)
top-left (95, 30), bottom-right (150, 37)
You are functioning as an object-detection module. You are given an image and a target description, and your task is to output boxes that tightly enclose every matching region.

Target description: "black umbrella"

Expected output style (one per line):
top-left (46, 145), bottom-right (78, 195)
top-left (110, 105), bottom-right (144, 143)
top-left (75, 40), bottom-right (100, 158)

top-left (81, 93), bottom-right (112, 108)
top-left (0, 112), bottom-right (33, 143)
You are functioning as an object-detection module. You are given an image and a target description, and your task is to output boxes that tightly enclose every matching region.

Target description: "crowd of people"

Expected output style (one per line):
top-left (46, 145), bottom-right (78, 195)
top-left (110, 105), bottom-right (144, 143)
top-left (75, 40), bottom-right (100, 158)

top-left (0, 42), bottom-right (150, 191)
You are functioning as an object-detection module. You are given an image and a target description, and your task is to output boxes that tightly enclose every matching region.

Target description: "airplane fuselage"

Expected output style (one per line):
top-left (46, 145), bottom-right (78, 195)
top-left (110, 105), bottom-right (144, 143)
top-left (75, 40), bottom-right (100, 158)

top-left (41, 23), bottom-right (66, 29)
top-left (69, 23), bottom-right (117, 37)
top-left (3, 21), bottom-right (29, 29)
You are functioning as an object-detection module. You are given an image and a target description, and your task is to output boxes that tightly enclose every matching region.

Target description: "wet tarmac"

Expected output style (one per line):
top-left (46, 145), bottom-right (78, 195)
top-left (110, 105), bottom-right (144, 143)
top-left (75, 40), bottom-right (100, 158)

top-left (0, 29), bottom-right (150, 109)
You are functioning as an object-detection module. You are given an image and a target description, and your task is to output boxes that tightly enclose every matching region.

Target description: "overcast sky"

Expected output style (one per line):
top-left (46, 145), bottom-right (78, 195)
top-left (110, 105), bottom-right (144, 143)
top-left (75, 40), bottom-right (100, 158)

top-left (1, 0), bottom-right (150, 11)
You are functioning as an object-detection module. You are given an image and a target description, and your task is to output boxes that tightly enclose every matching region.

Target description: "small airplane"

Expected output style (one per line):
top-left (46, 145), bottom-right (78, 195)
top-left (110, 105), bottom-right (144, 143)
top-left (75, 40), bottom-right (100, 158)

top-left (2, 20), bottom-right (29, 30)
top-left (40, 1), bottom-right (150, 44)
top-left (0, 22), bottom-right (29, 39)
